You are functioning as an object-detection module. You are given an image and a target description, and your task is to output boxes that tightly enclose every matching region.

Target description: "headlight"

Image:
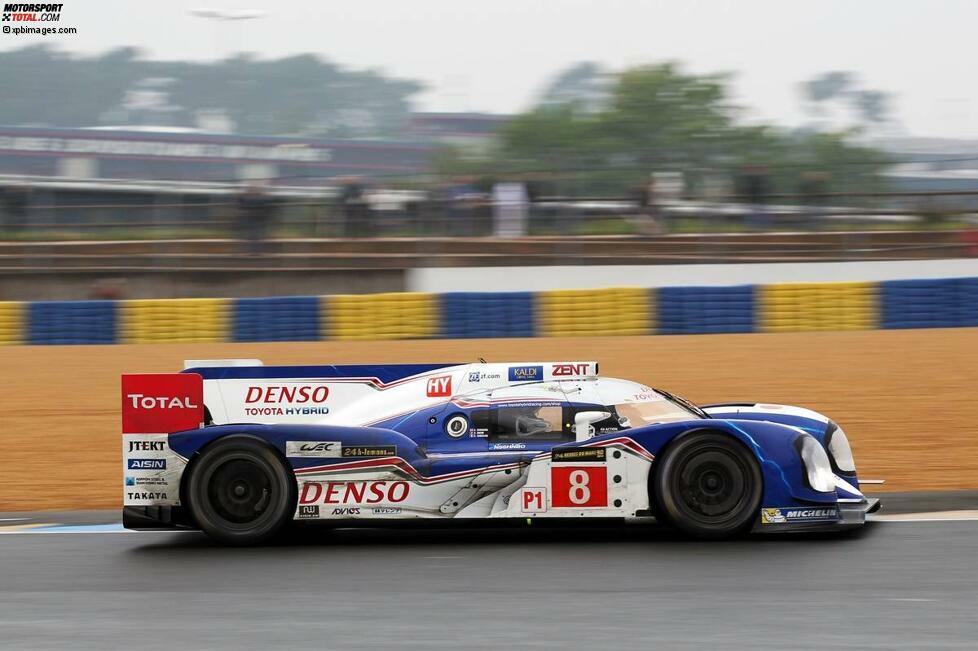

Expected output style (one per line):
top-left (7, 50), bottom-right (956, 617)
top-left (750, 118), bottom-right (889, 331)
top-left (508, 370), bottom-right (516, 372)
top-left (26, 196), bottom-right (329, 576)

top-left (825, 423), bottom-right (856, 474)
top-left (797, 435), bottom-right (836, 492)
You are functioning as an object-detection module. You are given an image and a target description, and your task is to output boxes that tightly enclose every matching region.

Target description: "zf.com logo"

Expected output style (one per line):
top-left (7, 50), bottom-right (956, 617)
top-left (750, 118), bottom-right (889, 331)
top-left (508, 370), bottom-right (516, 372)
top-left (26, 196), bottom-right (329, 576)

top-left (3, 3), bottom-right (63, 21)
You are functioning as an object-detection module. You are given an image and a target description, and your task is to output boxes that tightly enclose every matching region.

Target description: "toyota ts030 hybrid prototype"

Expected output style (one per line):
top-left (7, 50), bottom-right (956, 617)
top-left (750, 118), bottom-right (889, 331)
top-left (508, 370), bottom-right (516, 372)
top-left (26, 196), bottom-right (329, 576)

top-left (121, 360), bottom-right (879, 544)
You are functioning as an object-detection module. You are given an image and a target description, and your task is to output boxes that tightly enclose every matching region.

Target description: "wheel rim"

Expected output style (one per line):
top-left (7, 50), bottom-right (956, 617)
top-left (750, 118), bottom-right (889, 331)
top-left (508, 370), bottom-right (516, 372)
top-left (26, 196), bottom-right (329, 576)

top-left (674, 446), bottom-right (751, 523)
top-left (204, 456), bottom-right (275, 526)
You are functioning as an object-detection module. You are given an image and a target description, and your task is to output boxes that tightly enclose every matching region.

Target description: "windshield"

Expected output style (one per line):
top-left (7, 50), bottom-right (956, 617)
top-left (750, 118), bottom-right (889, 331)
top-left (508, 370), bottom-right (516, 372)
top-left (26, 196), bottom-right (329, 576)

top-left (613, 400), bottom-right (698, 428)
top-left (592, 378), bottom-right (705, 428)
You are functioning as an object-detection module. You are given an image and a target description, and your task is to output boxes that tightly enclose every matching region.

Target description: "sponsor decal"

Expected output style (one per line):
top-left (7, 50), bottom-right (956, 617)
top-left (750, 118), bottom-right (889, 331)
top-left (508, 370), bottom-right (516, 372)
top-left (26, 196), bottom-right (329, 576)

top-left (127, 458), bottom-right (166, 470)
top-left (491, 442), bottom-right (526, 450)
top-left (331, 507), bottom-right (360, 516)
top-left (552, 448), bottom-right (606, 463)
top-left (299, 481), bottom-right (411, 505)
top-left (552, 363), bottom-right (589, 377)
top-left (521, 487), bottom-right (547, 514)
top-left (468, 372), bottom-right (481, 382)
top-left (121, 373), bottom-right (203, 434)
top-left (469, 428), bottom-right (488, 438)
top-left (341, 445), bottom-right (395, 458)
top-left (286, 441), bottom-right (342, 458)
top-left (761, 507), bottom-right (840, 525)
top-left (468, 371), bottom-right (501, 382)
top-left (372, 507), bottom-right (402, 515)
top-left (551, 466), bottom-right (608, 508)
top-left (127, 440), bottom-right (165, 452)
top-left (426, 375), bottom-right (452, 398)
top-left (508, 365), bottom-right (543, 382)
top-left (126, 491), bottom-right (167, 501)
top-left (244, 385), bottom-right (330, 416)
top-left (297, 505), bottom-right (320, 519)
top-left (125, 476), bottom-right (166, 487)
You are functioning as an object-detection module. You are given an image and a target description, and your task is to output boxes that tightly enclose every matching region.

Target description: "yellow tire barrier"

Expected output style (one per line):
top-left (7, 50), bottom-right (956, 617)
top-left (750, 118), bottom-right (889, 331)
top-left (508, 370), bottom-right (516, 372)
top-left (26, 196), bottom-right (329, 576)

top-left (537, 288), bottom-right (653, 337)
top-left (326, 292), bottom-right (439, 341)
top-left (760, 282), bottom-right (879, 332)
top-left (118, 298), bottom-right (231, 343)
top-left (0, 301), bottom-right (25, 345)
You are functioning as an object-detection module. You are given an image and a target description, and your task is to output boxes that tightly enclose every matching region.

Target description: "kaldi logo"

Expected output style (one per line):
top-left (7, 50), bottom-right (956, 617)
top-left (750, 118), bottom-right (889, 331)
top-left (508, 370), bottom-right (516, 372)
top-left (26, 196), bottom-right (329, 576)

top-left (245, 385), bottom-right (329, 404)
top-left (299, 481), bottom-right (410, 505)
top-left (122, 374), bottom-right (203, 434)
top-left (426, 375), bottom-right (452, 397)
top-left (552, 363), bottom-right (589, 376)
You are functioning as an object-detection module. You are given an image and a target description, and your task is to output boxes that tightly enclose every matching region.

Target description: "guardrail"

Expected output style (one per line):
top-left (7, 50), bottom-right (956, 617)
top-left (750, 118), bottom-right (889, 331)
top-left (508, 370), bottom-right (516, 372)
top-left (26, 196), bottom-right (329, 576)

top-left (2, 277), bottom-right (976, 345)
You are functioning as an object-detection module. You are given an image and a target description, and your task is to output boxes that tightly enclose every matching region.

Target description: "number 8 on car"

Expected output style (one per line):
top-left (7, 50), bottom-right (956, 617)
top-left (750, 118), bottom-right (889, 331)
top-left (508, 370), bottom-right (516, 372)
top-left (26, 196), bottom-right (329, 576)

top-left (551, 465), bottom-right (608, 508)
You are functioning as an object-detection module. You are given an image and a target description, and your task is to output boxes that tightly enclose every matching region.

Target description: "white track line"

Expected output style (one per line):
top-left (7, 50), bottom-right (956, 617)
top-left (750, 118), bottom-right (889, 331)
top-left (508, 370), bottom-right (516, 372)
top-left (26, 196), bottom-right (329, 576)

top-left (871, 510), bottom-right (978, 522)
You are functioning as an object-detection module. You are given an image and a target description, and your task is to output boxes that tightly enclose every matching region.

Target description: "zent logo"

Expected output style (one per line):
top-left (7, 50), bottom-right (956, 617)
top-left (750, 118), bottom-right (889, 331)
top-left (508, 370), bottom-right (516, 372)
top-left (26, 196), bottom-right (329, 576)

top-left (552, 363), bottom-right (589, 376)
top-left (551, 466), bottom-right (608, 508)
top-left (122, 374), bottom-right (204, 434)
top-left (426, 375), bottom-right (452, 397)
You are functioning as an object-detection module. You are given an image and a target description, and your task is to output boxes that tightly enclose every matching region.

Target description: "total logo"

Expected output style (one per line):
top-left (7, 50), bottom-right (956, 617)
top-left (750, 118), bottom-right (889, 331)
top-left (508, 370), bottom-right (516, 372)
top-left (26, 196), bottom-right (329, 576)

top-left (299, 481), bottom-right (411, 505)
top-left (126, 394), bottom-right (199, 409)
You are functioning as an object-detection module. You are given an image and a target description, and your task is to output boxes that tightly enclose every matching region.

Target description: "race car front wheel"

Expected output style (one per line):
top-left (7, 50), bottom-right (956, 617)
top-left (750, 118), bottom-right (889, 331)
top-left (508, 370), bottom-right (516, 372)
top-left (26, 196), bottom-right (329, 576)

top-left (652, 431), bottom-right (762, 539)
top-left (185, 436), bottom-right (296, 545)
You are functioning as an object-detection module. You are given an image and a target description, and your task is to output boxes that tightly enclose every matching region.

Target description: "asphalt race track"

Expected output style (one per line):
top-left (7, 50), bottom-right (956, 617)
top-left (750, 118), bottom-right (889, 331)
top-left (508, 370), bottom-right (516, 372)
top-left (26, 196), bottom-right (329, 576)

top-left (0, 515), bottom-right (977, 650)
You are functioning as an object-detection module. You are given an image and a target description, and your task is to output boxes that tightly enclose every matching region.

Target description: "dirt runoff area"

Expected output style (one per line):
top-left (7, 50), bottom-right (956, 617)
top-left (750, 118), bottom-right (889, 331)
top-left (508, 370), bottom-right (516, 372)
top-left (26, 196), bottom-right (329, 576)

top-left (2, 328), bottom-right (977, 511)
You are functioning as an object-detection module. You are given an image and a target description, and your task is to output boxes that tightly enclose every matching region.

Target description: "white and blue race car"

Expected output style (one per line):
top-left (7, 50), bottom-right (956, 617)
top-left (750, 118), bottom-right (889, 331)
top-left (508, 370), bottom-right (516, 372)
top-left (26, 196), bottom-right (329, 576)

top-left (121, 360), bottom-right (878, 544)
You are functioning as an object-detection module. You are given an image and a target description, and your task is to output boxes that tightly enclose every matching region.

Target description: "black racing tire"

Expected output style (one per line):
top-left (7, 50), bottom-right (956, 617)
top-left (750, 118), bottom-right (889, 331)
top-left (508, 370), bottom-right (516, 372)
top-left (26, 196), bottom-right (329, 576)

top-left (185, 435), bottom-right (296, 545)
top-left (652, 430), bottom-right (763, 540)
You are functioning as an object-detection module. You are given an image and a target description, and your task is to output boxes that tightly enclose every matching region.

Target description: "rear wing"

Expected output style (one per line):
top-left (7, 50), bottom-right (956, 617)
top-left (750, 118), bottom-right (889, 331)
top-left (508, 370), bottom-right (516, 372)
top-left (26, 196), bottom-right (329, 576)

top-left (122, 373), bottom-right (205, 435)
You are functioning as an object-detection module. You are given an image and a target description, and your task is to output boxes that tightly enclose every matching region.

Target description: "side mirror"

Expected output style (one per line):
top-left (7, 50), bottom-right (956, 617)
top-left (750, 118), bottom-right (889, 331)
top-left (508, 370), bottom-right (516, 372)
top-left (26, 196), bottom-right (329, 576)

top-left (574, 411), bottom-right (611, 442)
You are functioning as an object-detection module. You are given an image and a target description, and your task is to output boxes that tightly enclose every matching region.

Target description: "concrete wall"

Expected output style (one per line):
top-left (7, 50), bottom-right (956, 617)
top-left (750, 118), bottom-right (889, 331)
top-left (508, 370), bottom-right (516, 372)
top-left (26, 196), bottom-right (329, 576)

top-left (0, 269), bottom-right (406, 301)
top-left (408, 258), bottom-right (978, 292)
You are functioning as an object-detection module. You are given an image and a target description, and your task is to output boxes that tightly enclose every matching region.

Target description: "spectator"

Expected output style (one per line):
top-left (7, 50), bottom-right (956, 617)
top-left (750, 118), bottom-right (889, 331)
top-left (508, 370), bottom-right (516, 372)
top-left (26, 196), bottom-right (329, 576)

top-left (799, 171), bottom-right (830, 231)
top-left (738, 165), bottom-right (770, 230)
top-left (338, 176), bottom-right (370, 238)
top-left (0, 183), bottom-right (33, 234)
top-left (235, 183), bottom-right (275, 254)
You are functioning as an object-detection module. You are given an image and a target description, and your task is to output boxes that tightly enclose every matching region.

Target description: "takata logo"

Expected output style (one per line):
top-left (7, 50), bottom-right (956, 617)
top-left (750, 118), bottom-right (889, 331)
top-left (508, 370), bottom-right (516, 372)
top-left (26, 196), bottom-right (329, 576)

top-left (552, 363), bottom-right (589, 376)
top-left (121, 374), bottom-right (203, 434)
top-left (426, 375), bottom-right (452, 397)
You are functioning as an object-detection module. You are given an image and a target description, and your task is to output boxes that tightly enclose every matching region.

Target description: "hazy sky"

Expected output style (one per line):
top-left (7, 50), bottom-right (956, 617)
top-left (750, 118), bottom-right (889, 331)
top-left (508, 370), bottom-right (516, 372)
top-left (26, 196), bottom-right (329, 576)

top-left (3, 0), bottom-right (976, 138)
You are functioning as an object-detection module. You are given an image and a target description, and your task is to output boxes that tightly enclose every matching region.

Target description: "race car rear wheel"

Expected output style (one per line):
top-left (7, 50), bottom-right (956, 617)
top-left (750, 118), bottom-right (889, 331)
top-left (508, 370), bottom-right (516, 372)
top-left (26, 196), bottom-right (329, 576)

top-left (652, 431), bottom-right (762, 539)
top-left (186, 436), bottom-right (296, 545)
